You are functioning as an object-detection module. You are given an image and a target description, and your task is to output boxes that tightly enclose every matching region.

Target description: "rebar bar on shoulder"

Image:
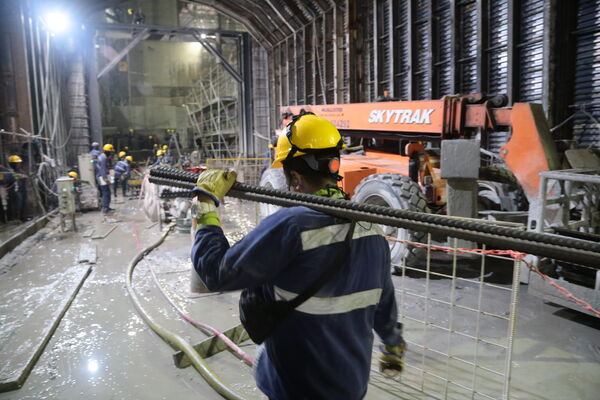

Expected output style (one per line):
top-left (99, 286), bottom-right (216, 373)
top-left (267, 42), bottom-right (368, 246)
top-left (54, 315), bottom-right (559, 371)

top-left (149, 167), bottom-right (600, 267)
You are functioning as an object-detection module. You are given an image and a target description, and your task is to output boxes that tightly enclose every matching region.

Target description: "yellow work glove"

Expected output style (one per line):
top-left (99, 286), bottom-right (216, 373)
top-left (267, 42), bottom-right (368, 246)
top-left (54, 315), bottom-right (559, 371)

top-left (192, 169), bottom-right (237, 206)
top-left (379, 342), bottom-right (405, 378)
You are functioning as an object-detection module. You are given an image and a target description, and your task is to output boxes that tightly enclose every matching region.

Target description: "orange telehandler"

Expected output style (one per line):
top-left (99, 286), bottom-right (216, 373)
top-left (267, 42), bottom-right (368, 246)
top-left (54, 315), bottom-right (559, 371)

top-left (261, 94), bottom-right (599, 272)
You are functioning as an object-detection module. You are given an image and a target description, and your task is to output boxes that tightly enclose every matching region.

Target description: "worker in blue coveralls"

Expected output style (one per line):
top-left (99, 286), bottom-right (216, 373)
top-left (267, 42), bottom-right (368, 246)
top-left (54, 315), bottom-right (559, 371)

top-left (191, 112), bottom-right (405, 400)
top-left (97, 144), bottom-right (114, 213)
top-left (113, 152), bottom-right (131, 197)
top-left (152, 149), bottom-right (165, 167)
top-left (89, 142), bottom-right (101, 184)
top-left (161, 144), bottom-right (173, 166)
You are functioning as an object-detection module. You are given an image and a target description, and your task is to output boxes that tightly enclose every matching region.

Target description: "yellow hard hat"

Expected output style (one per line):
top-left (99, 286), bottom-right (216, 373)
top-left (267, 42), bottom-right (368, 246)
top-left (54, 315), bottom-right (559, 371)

top-left (126, 156), bottom-right (133, 162)
top-left (156, 149), bottom-right (163, 156)
top-left (103, 144), bottom-right (114, 152)
top-left (119, 151), bottom-right (126, 158)
top-left (162, 145), bottom-right (168, 150)
top-left (68, 171), bottom-right (78, 179)
top-left (8, 155), bottom-right (22, 163)
top-left (271, 113), bottom-right (343, 169)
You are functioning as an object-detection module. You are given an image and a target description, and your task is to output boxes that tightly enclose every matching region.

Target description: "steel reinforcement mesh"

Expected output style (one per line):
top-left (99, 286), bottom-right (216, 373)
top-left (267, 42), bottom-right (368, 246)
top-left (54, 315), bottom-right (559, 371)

top-left (369, 235), bottom-right (520, 400)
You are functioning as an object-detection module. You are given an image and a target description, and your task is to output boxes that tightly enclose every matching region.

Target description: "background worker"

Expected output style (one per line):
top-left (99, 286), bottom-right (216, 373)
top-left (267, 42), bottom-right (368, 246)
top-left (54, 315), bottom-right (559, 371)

top-left (89, 142), bottom-right (101, 160)
top-left (113, 155), bottom-right (131, 197)
top-left (161, 144), bottom-right (173, 166)
top-left (97, 144), bottom-right (114, 213)
top-left (191, 113), bottom-right (405, 400)
top-left (152, 149), bottom-right (164, 167)
top-left (7, 155), bottom-right (27, 222)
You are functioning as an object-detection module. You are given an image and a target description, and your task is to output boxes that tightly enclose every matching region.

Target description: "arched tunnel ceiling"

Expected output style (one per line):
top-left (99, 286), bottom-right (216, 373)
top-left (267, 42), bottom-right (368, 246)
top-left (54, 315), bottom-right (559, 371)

top-left (186, 0), bottom-right (335, 47)
top-left (77, 0), bottom-right (333, 48)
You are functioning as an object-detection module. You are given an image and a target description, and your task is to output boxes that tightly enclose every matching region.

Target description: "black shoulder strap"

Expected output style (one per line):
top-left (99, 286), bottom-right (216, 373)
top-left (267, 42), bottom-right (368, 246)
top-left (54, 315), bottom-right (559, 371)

top-left (286, 221), bottom-right (357, 309)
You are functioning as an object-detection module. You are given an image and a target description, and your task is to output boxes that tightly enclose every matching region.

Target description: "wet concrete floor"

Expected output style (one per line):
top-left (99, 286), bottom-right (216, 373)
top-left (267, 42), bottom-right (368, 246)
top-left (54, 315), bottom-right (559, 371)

top-left (0, 197), bottom-right (599, 400)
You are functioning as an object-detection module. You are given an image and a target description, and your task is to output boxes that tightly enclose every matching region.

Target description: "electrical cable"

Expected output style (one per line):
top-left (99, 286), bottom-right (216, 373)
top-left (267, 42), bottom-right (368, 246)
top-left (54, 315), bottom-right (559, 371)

top-left (126, 223), bottom-right (246, 400)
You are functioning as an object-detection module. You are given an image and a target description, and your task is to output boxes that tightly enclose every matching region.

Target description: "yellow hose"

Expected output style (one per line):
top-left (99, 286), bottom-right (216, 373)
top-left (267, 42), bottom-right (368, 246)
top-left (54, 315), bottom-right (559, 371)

top-left (125, 223), bottom-right (246, 400)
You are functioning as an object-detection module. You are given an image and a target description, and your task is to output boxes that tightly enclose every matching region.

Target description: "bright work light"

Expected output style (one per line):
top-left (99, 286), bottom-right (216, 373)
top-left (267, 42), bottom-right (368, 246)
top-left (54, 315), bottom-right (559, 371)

top-left (43, 11), bottom-right (70, 34)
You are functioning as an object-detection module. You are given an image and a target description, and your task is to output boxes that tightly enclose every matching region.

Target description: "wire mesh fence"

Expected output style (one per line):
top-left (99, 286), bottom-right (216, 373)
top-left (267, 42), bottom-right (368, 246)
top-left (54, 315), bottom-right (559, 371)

top-left (370, 236), bottom-right (520, 400)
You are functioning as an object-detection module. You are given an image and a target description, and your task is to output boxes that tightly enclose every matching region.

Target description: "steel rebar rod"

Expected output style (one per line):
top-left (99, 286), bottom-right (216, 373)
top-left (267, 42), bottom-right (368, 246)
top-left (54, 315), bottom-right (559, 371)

top-left (148, 167), bottom-right (600, 267)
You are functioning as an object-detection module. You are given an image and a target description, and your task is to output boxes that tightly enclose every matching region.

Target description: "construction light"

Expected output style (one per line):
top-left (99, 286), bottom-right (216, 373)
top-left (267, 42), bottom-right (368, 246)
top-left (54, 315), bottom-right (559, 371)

top-left (42, 11), bottom-right (70, 34)
top-left (87, 359), bottom-right (99, 373)
top-left (189, 41), bottom-right (202, 53)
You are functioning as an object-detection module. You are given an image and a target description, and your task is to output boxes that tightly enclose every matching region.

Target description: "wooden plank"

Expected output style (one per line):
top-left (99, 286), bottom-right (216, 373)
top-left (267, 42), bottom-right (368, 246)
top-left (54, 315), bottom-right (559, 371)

top-left (0, 264), bottom-right (92, 392)
top-left (173, 324), bottom-right (250, 369)
top-left (92, 224), bottom-right (117, 240)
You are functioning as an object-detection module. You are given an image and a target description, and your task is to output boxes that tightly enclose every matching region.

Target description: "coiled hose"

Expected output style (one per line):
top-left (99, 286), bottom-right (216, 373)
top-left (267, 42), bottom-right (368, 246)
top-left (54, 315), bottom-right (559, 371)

top-left (126, 223), bottom-right (246, 400)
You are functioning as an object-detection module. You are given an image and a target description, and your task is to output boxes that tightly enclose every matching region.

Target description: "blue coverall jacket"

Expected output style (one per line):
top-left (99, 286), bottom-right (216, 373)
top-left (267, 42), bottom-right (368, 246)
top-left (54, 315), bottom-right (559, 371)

top-left (192, 205), bottom-right (403, 400)
top-left (114, 160), bottom-right (130, 179)
top-left (96, 153), bottom-right (109, 181)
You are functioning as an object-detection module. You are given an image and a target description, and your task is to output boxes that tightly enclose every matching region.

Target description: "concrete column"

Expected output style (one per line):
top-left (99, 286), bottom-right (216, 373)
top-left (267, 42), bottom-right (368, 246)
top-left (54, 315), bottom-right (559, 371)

top-left (441, 139), bottom-right (480, 249)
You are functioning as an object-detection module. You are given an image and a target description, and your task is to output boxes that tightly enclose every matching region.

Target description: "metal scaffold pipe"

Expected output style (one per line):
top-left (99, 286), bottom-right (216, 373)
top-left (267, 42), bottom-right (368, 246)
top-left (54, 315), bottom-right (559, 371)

top-left (148, 167), bottom-right (600, 267)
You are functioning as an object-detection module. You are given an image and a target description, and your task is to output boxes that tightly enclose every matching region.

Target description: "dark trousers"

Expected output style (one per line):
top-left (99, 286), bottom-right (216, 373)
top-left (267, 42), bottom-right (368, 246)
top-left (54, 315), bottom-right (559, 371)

top-left (99, 184), bottom-right (111, 211)
top-left (8, 186), bottom-right (26, 221)
top-left (113, 176), bottom-right (128, 196)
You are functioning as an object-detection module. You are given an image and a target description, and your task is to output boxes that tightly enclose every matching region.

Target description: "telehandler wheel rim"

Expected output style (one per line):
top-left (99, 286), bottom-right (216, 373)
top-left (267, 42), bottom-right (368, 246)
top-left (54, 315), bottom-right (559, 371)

top-left (359, 193), bottom-right (409, 250)
top-left (352, 173), bottom-right (429, 269)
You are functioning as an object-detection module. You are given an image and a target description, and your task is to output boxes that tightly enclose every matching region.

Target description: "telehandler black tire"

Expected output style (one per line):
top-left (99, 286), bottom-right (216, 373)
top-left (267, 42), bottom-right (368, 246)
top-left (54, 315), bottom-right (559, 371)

top-left (353, 173), bottom-right (430, 272)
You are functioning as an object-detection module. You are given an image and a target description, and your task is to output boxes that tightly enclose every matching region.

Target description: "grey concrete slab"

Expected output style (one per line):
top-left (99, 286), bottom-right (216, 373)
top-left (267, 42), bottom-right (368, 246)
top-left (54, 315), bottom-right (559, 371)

top-left (0, 264), bottom-right (91, 391)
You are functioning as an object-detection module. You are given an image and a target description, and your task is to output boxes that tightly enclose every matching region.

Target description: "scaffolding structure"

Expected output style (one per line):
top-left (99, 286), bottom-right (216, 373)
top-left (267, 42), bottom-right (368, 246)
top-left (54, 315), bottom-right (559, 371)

top-left (184, 63), bottom-right (239, 160)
